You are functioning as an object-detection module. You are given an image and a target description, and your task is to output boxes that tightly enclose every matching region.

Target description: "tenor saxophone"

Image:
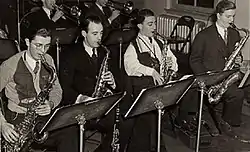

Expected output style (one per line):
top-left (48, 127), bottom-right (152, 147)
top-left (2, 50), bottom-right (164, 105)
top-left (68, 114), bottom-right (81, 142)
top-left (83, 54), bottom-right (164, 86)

top-left (207, 23), bottom-right (249, 104)
top-left (2, 54), bottom-right (57, 152)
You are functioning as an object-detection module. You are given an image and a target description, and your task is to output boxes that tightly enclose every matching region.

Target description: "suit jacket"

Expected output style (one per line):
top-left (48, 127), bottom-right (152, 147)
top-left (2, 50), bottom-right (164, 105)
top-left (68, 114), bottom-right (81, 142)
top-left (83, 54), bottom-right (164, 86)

top-left (189, 24), bottom-right (240, 74)
top-left (59, 42), bottom-right (107, 105)
top-left (85, 4), bottom-right (113, 39)
top-left (85, 4), bottom-right (111, 29)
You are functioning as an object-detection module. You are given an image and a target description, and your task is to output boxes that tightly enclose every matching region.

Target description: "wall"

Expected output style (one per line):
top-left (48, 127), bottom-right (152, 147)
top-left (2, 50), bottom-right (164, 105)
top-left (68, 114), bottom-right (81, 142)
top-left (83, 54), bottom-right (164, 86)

top-left (235, 0), bottom-right (250, 60)
top-left (134, 0), bottom-right (250, 60)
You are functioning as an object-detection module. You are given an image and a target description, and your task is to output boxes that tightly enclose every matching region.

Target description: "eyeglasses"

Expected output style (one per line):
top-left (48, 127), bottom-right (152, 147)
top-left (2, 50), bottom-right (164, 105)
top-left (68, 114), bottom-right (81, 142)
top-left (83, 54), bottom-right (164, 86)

top-left (31, 42), bottom-right (51, 50)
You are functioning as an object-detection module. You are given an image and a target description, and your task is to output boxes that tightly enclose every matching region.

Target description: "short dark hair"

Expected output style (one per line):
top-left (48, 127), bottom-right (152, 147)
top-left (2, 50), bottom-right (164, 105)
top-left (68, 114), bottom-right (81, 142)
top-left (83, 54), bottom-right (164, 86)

top-left (80, 15), bottom-right (102, 32)
top-left (135, 9), bottom-right (155, 24)
top-left (27, 28), bottom-right (51, 41)
top-left (215, 0), bottom-right (236, 14)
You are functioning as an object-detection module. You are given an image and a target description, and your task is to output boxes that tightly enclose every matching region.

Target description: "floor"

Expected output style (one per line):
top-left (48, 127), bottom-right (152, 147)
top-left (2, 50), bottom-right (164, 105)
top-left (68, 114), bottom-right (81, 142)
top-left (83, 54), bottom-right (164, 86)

top-left (84, 102), bottom-right (250, 152)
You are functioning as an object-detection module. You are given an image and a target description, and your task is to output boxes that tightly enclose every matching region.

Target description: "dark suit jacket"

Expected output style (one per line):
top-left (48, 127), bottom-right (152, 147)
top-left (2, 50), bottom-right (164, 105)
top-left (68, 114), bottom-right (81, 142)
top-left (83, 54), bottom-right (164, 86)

top-left (189, 24), bottom-right (240, 74)
top-left (59, 42), bottom-right (108, 105)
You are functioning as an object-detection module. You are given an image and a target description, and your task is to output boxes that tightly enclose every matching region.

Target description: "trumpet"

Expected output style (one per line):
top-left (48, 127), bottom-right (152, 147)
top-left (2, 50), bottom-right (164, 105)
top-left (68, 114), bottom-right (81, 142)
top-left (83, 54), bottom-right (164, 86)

top-left (53, 4), bottom-right (82, 23)
top-left (106, 0), bottom-right (134, 14)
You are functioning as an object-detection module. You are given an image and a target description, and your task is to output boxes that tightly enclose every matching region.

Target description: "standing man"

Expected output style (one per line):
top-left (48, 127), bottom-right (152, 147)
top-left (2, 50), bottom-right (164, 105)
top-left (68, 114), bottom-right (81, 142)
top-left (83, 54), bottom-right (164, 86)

top-left (0, 28), bottom-right (79, 152)
top-left (189, 0), bottom-right (248, 139)
top-left (124, 8), bottom-right (177, 152)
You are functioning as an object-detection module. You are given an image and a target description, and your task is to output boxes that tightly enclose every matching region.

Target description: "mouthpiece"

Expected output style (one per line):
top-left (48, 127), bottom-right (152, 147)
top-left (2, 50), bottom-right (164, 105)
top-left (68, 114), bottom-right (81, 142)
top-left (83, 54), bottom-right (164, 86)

top-left (230, 23), bottom-right (236, 29)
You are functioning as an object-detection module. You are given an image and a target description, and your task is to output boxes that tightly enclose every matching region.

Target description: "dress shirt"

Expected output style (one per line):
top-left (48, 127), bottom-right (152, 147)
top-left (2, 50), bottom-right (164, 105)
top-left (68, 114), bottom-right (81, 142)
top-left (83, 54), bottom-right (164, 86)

top-left (83, 41), bottom-right (97, 57)
top-left (216, 22), bottom-right (227, 41)
top-left (124, 33), bottom-right (178, 76)
top-left (42, 6), bottom-right (51, 19)
top-left (95, 2), bottom-right (111, 24)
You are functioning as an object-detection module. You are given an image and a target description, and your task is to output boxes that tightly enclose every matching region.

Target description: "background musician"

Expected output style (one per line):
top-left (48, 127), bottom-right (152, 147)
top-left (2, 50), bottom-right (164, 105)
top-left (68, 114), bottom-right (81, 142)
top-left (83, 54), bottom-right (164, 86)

top-left (189, 0), bottom-right (250, 140)
top-left (0, 28), bottom-right (79, 152)
top-left (123, 8), bottom-right (177, 152)
top-left (84, 0), bottom-right (120, 39)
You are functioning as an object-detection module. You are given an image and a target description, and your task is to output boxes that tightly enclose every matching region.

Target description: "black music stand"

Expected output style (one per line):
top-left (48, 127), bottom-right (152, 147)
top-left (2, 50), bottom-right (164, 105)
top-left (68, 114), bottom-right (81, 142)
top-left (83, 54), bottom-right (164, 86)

top-left (192, 69), bottom-right (239, 152)
top-left (50, 27), bottom-right (78, 71)
top-left (39, 92), bottom-right (126, 152)
top-left (125, 78), bottom-right (196, 152)
top-left (239, 68), bottom-right (250, 88)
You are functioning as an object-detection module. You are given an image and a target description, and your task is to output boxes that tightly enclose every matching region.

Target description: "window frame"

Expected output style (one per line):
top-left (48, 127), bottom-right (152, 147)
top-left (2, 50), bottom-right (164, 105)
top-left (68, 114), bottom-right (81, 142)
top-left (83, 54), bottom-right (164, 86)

top-left (171, 0), bottom-right (220, 15)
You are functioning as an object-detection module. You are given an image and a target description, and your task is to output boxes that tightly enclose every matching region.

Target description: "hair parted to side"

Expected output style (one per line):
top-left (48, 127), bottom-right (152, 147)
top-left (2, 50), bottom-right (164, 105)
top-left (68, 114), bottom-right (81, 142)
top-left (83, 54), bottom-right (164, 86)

top-left (28, 28), bottom-right (52, 41)
top-left (215, 0), bottom-right (236, 14)
top-left (80, 15), bottom-right (102, 32)
top-left (135, 9), bottom-right (155, 24)
top-left (209, 0), bottom-right (236, 24)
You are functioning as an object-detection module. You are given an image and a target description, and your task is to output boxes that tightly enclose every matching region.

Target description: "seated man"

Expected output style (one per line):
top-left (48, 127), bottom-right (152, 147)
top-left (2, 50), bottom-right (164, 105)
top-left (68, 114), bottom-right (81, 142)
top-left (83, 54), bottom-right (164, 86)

top-left (0, 28), bottom-right (79, 152)
top-left (123, 8), bottom-right (178, 152)
top-left (189, 0), bottom-right (250, 140)
top-left (60, 15), bottom-right (132, 152)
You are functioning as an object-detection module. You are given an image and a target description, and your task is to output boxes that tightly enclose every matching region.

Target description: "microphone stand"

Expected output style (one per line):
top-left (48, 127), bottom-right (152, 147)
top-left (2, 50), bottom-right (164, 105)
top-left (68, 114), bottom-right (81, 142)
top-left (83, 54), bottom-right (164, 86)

top-left (17, 0), bottom-right (21, 44)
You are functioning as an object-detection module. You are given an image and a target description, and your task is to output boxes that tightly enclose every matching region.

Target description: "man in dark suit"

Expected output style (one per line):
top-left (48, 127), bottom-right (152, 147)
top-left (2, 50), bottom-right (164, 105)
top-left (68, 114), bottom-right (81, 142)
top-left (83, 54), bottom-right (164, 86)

top-left (189, 0), bottom-right (248, 139)
top-left (60, 15), bottom-right (131, 152)
top-left (85, 0), bottom-right (120, 39)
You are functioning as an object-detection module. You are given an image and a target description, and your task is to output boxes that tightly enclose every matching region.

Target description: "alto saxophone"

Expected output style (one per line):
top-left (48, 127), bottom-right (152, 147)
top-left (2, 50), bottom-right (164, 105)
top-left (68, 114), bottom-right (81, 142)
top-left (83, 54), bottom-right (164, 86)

top-left (207, 23), bottom-right (249, 104)
top-left (92, 44), bottom-right (113, 98)
top-left (2, 54), bottom-right (57, 152)
top-left (155, 32), bottom-right (176, 83)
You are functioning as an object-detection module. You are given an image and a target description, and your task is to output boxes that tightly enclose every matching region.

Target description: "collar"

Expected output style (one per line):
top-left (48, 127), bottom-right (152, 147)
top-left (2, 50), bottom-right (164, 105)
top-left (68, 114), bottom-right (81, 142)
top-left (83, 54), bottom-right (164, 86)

top-left (96, 2), bottom-right (104, 12)
top-left (23, 51), bottom-right (41, 70)
top-left (42, 6), bottom-right (51, 19)
top-left (216, 22), bottom-right (227, 37)
top-left (138, 33), bottom-right (154, 44)
top-left (83, 41), bottom-right (96, 57)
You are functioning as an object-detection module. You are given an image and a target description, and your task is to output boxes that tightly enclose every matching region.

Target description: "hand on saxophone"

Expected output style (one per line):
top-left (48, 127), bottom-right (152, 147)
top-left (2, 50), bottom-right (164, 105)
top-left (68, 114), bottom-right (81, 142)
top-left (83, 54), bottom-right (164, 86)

top-left (51, 9), bottom-right (65, 22)
top-left (166, 56), bottom-right (173, 68)
top-left (152, 69), bottom-right (164, 85)
top-left (234, 54), bottom-right (243, 66)
top-left (2, 121), bottom-right (19, 143)
top-left (102, 71), bottom-right (116, 89)
top-left (35, 100), bottom-right (52, 116)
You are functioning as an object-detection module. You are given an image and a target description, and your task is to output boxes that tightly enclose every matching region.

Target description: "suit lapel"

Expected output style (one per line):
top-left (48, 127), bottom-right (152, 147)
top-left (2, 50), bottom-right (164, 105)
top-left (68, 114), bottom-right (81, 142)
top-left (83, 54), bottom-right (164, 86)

top-left (213, 25), bottom-right (229, 59)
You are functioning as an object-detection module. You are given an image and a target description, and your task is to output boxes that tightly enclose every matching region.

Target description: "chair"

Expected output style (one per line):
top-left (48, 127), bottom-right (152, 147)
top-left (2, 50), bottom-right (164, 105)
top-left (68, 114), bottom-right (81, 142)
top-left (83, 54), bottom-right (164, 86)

top-left (0, 39), bottom-right (19, 65)
top-left (167, 15), bottom-right (195, 53)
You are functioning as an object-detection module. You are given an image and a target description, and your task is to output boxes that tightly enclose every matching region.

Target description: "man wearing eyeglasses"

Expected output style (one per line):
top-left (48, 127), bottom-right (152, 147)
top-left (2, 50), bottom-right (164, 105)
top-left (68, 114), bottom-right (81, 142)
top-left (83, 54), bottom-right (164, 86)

top-left (0, 28), bottom-right (79, 152)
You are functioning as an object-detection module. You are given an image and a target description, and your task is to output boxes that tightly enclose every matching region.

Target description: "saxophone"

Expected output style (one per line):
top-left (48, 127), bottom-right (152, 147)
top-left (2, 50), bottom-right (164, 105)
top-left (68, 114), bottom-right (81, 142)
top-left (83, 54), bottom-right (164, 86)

top-left (90, 44), bottom-right (120, 152)
top-left (207, 23), bottom-right (249, 104)
top-left (2, 54), bottom-right (57, 152)
top-left (155, 32), bottom-right (176, 83)
top-left (92, 44), bottom-right (113, 98)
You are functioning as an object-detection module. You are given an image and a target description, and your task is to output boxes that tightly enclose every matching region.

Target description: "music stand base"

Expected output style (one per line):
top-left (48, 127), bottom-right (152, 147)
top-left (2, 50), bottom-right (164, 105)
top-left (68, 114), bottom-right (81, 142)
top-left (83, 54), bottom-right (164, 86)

top-left (76, 114), bottom-right (86, 152)
top-left (154, 100), bottom-right (164, 152)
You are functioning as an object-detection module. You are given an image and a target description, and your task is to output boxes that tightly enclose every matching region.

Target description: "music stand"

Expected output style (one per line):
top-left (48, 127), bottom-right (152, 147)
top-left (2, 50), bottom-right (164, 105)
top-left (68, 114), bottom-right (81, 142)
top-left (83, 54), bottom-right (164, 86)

top-left (39, 92), bottom-right (126, 152)
top-left (239, 68), bottom-right (250, 88)
top-left (50, 27), bottom-right (79, 71)
top-left (192, 69), bottom-right (239, 152)
top-left (125, 78), bottom-right (195, 152)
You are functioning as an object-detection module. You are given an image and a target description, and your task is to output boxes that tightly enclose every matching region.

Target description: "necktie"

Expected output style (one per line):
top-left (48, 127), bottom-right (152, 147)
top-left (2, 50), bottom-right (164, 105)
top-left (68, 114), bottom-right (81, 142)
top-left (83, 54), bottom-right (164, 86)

top-left (149, 37), bottom-right (153, 44)
top-left (33, 61), bottom-right (39, 74)
top-left (224, 28), bottom-right (228, 44)
top-left (92, 48), bottom-right (98, 66)
top-left (50, 10), bottom-right (55, 19)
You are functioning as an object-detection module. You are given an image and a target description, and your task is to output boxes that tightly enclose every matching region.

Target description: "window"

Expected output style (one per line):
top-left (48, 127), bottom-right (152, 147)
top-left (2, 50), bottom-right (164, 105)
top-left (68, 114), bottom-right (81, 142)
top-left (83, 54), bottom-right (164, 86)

top-left (172, 0), bottom-right (220, 14)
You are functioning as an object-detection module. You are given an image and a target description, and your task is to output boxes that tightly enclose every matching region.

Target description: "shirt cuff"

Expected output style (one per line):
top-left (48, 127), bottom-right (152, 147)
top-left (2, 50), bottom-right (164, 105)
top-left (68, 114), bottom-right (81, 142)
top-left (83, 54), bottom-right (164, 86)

top-left (145, 67), bottom-right (155, 76)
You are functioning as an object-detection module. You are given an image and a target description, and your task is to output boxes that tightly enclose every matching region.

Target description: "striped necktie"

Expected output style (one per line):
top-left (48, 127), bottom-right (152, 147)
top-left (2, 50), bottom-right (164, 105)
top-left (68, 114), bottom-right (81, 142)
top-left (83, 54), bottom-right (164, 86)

top-left (224, 28), bottom-right (228, 44)
top-left (33, 61), bottom-right (39, 74)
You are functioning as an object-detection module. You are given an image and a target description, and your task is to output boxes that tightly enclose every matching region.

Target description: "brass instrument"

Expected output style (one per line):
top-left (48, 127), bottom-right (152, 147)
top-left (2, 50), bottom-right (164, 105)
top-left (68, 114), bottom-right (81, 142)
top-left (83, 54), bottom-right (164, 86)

top-left (207, 23), bottom-right (249, 104)
top-left (92, 44), bottom-right (113, 98)
top-left (2, 54), bottom-right (57, 152)
top-left (53, 4), bottom-right (82, 24)
top-left (0, 29), bottom-right (8, 39)
top-left (106, 0), bottom-right (134, 14)
top-left (154, 32), bottom-right (177, 83)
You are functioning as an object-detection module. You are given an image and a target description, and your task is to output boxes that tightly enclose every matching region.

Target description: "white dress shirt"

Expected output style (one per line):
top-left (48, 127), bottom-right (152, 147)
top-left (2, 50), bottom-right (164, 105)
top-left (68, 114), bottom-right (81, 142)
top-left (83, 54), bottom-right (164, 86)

top-left (124, 33), bottom-right (178, 77)
top-left (216, 22), bottom-right (227, 40)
